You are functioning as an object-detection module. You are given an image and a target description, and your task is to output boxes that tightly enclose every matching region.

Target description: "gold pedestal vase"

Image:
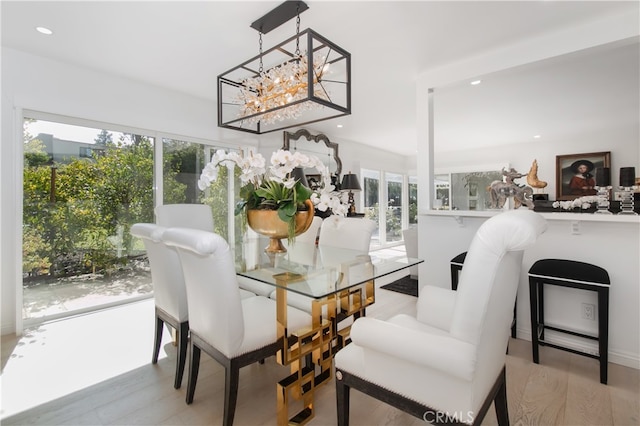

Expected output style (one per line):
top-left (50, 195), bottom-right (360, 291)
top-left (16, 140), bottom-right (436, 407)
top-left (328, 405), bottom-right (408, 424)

top-left (247, 199), bottom-right (315, 253)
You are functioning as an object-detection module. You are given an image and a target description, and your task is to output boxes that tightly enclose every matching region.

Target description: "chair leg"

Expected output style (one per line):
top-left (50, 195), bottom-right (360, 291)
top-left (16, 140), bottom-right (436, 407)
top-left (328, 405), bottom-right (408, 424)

top-left (174, 321), bottom-right (189, 389)
top-left (186, 343), bottom-right (201, 404)
top-left (511, 298), bottom-right (517, 339)
top-left (152, 315), bottom-right (164, 364)
top-left (223, 362), bottom-right (240, 426)
top-left (336, 374), bottom-right (350, 426)
top-left (493, 369), bottom-right (509, 426)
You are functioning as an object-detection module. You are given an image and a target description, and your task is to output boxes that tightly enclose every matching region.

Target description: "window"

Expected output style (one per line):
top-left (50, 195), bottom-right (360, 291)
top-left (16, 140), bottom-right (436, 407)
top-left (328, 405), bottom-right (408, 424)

top-left (385, 172), bottom-right (403, 243)
top-left (408, 175), bottom-right (418, 225)
top-left (362, 169), bottom-right (417, 248)
top-left (362, 169), bottom-right (380, 247)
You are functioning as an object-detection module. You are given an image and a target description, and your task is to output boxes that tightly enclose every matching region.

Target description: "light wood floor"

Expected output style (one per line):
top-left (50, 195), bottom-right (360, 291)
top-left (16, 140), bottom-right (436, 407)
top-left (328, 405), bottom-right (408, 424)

top-left (2, 287), bottom-right (638, 426)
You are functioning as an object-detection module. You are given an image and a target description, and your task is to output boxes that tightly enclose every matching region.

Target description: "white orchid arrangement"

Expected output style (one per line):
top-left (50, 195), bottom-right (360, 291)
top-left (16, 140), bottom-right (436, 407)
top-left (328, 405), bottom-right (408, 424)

top-left (198, 149), bottom-right (348, 237)
top-left (552, 196), bottom-right (599, 211)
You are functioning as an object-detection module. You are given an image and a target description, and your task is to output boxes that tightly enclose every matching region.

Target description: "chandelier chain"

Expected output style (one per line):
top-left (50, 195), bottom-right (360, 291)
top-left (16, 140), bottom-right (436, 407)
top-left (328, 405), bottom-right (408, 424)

top-left (295, 6), bottom-right (301, 57)
top-left (258, 32), bottom-right (264, 74)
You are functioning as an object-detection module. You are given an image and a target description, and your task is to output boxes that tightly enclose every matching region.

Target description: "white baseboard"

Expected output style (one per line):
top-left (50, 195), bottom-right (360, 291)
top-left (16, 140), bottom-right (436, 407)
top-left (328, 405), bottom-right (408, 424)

top-left (516, 327), bottom-right (640, 370)
top-left (2, 321), bottom-right (16, 336)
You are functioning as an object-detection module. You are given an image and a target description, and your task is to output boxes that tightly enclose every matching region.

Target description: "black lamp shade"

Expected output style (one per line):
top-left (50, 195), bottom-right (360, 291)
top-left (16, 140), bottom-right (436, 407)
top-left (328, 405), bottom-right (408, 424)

top-left (291, 167), bottom-right (308, 187)
top-left (595, 167), bottom-right (611, 187)
top-left (341, 173), bottom-right (361, 191)
top-left (620, 167), bottom-right (636, 187)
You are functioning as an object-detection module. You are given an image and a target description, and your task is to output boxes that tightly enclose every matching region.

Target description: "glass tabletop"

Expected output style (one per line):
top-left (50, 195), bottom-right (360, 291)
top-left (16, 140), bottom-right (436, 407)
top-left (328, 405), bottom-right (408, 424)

top-left (235, 238), bottom-right (423, 299)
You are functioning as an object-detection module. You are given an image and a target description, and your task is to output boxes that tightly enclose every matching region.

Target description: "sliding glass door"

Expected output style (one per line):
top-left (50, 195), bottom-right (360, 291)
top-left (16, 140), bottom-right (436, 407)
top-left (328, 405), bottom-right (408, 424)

top-left (22, 117), bottom-right (155, 322)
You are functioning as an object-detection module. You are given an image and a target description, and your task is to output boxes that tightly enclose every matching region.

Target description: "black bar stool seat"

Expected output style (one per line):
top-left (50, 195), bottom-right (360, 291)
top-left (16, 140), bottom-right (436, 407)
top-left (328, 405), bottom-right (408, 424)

top-left (450, 251), bottom-right (517, 338)
top-left (528, 259), bottom-right (610, 384)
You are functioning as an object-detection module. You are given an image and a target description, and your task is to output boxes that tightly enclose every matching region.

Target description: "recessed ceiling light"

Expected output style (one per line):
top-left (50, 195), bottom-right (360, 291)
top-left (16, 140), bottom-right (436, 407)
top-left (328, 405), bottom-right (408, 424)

top-left (533, 135), bottom-right (541, 139)
top-left (337, 124), bottom-right (343, 128)
top-left (36, 26), bottom-right (53, 35)
top-left (470, 80), bottom-right (482, 86)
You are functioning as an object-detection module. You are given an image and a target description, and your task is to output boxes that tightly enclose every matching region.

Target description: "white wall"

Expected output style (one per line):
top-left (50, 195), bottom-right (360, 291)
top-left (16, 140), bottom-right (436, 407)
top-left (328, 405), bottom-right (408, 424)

top-left (416, 10), bottom-right (640, 368)
top-left (0, 48), bottom-right (410, 335)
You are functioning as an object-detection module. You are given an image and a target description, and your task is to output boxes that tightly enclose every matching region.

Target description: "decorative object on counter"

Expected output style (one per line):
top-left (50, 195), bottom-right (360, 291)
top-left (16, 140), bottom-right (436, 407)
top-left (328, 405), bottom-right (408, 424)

top-left (217, 1), bottom-right (351, 134)
top-left (618, 167), bottom-right (637, 215)
top-left (552, 196), bottom-right (599, 211)
top-left (198, 149), bottom-right (347, 252)
top-left (556, 151), bottom-right (610, 201)
top-left (526, 159), bottom-right (548, 191)
top-left (340, 172), bottom-right (362, 215)
top-left (594, 167), bottom-right (612, 214)
top-left (489, 167), bottom-right (534, 209)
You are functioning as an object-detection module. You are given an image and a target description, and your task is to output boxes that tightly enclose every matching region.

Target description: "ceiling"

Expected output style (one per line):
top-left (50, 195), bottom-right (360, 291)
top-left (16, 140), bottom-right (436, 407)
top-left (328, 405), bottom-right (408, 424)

top-left (2, 1), bottom-right (638, 156)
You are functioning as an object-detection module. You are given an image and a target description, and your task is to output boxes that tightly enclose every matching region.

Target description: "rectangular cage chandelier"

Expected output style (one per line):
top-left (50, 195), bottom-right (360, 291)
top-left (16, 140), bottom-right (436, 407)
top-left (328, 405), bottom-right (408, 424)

top-left (217, 1), bottom-right (351, 134)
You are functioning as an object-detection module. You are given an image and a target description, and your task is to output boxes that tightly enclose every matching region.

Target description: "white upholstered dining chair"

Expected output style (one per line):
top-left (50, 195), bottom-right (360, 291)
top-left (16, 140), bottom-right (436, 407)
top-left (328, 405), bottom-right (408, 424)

top-left (279, 216), bottom-right (376, 314)
top-left (130, 223), bottom-right (255, 390)
top-left (318, 216), bottom-right (376, 251)
top-left (402, 227), bottom-right (419, 279)
top-left (130, 223), bottom-right (190, 389)
top-left (161, 227), bottom-right (311, 426)
top-left (334, 209), bottom-right (547, 426)
top-left (233, 217), bottom-right (325, 298)
top-left (285, 215), bottom-right (323, 246)
top-left (155, 203), bottom-right (214, 231)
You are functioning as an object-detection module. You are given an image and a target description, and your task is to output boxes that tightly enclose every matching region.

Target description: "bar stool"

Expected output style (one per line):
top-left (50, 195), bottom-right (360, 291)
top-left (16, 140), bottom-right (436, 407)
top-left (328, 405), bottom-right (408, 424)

top-left (451, 251), bottom-right (517, 338)
top-left (528, 259), bottom-right (610, 384)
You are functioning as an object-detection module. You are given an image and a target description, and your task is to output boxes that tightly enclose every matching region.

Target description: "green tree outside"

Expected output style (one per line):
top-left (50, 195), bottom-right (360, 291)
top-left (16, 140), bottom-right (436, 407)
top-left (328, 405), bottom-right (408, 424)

top-left (22, 129), bottom-right (185, 281)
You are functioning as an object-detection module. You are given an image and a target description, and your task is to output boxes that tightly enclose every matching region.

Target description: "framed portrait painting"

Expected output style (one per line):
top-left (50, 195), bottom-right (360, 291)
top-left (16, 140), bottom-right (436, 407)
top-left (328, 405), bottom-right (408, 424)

top-left (556, 151), bottom-right (610, 201)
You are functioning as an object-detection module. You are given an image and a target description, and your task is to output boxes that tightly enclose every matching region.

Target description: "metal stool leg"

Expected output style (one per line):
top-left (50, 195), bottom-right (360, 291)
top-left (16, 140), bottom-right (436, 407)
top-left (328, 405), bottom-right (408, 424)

top-left (529, 279), bottom-right (540, 364)
top-left (598, 287), bottom-right (609, 384)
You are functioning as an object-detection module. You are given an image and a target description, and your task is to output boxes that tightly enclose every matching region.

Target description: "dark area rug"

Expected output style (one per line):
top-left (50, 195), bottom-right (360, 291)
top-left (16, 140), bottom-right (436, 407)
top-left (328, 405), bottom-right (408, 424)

top-left (380, 276), bottom-right (418, 297)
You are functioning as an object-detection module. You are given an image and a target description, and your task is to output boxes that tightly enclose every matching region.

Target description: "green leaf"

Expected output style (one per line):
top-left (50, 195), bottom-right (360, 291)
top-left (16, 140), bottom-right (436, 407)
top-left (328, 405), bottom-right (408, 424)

top-left (278, 201), bottom-right (296, 221)
top-left (295, 182), bottom-right (313, 201)
top-left (234, 200), bottom-right (247, 216)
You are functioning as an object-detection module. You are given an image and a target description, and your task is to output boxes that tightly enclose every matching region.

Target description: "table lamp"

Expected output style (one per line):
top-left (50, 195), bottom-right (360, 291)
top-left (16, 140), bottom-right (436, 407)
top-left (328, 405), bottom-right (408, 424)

top-left (594, 167), bottom-right (612, 214)
top-left (618, 167), bottom-right (637, 215)
top-left (291, 167), bottom-right (309, 188)
top-left (341, 172), bottom-right (361, 215)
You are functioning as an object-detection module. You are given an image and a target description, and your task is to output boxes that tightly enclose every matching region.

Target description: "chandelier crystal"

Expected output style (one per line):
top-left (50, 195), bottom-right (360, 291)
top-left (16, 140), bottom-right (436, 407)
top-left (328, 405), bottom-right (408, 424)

top-left (237, 54), bottom-right (331, 125)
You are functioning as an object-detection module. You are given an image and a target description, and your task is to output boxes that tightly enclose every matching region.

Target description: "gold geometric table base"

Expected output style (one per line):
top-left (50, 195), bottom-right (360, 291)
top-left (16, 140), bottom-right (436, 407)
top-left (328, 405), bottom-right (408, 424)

top-left (274, 279), bottom-right (375, 426)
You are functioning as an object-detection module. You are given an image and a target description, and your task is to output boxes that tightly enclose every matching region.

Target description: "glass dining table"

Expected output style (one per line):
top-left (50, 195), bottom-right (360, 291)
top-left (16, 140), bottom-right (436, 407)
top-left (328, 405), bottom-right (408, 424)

top-left (234, 236), bottom-right (423, 426)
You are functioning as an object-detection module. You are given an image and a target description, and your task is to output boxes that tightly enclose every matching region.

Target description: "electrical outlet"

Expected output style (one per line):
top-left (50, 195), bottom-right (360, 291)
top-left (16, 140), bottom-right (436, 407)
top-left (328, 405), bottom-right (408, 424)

top-left (571, 221), bottom-right (580, 235)
top-left (582, 303), bottom-right (596, 321)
